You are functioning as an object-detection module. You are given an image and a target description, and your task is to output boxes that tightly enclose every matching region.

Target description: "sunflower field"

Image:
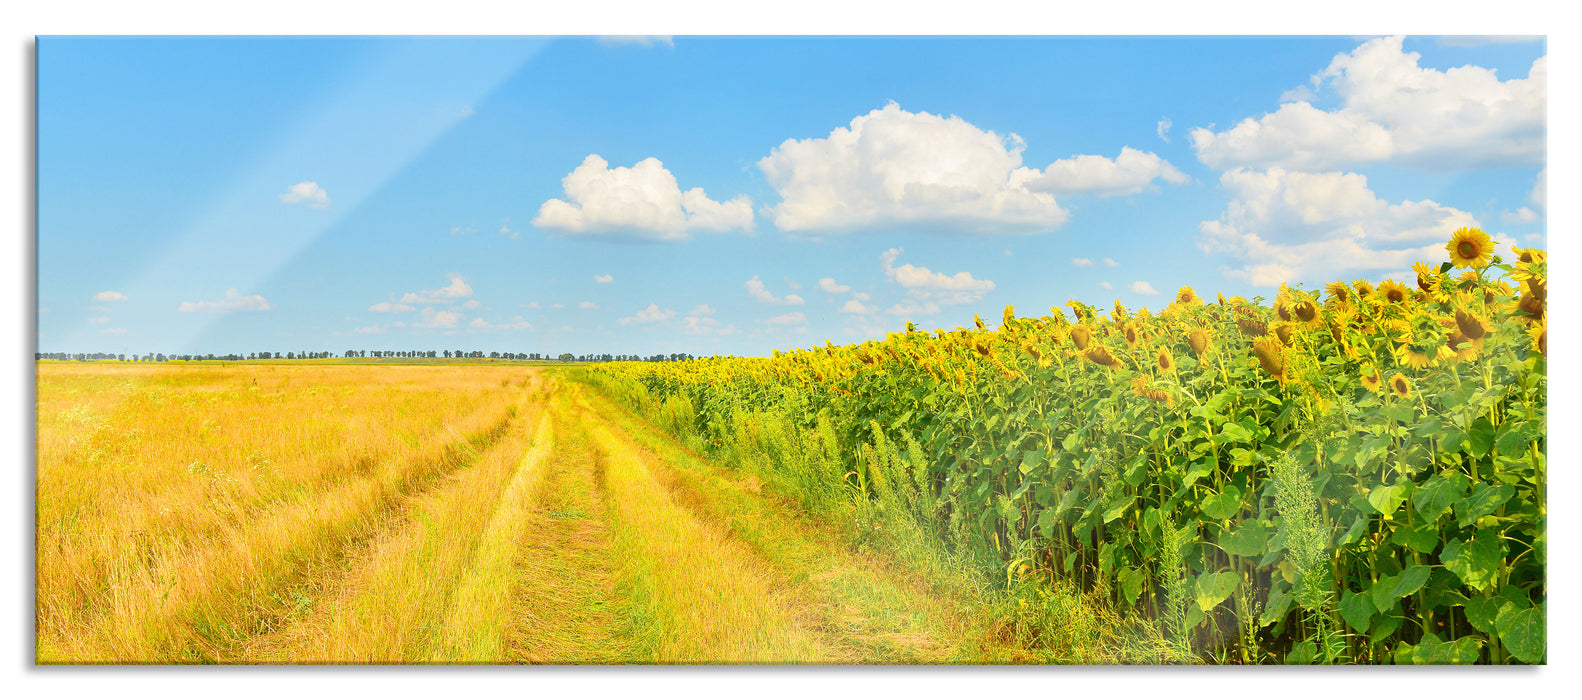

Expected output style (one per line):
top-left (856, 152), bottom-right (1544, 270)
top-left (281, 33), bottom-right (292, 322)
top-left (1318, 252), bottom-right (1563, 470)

top-left (580, 229), bottom-right (1546, 664)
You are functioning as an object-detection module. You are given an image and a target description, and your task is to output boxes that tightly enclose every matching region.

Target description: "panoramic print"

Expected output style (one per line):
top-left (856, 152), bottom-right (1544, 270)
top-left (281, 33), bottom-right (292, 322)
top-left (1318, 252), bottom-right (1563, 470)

top-left (36, 35), bottom-right (1546, 664)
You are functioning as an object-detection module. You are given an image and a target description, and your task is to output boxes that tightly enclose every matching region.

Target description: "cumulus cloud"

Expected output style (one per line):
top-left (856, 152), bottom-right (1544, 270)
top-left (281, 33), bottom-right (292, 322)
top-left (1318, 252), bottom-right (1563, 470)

top-left (369, 302), bottom-right (415, 313)
top-left (1103, 258), bottom-right (1118, 267)
top-left (764, 311), bottom-right (807, 326)
top-left (99, 328), bottom-right (128, 335)
top-left (413, 308), bottom-right (461, 329)
top-left (618, 303), bottom-right (676, 325)
top-left (841, 299), bottom-right (877, 314)
top-left (1130, 281), bottom-right (1160, 295)
top-left (1157, 118), bottom-right (1172, 143)
top-left (1099, 282), bottom-right (1114, 290)
top-left (578, 301), bottom-right (599, 310)
top-left (1026, 147), bottom-right (1190, 197)
top-left (532, 155), bottom-right (754, 241)
top-left (687, 304), bottom-right (716, 316)
top-left (681, 308), bottom-right (738, 336)
top-left (1071, 258), bottom-right (1094, 267)
top-left (1199, 167), bottom-right (1479, 285)
top-left (594, 274), bottom-right (614, 284)
top-left (1530, 167), bottom-right (1546, 210)
top-left (399, 275), bottom-right (473, 305)
top-left (177, 289), bottom-right (274, 313)
top-left (279, 181), bottom-right (330, 209)
top-left (1191, 36), bottom-right (1546, 171)
top-left (88, 316), bottom-right (109, 324)
top-left (522, 301), bottom-right (541, 309)
top-left (470, 318), bottom-right (489, 328)
top-left (459, 299), bottom-right (482, 310)
top-left (757, 103), bottom-right (1069, 235)
top-left (745, 276), bottom-right (805, 305)
top-left (1501, 207), bottom-right (1538, 224)
top-left (879, 248), bottom-right (995, 316)
top-left (817, 278), bottom-right (852, 293)
top-left (92, 291), bottom-right (127, 302)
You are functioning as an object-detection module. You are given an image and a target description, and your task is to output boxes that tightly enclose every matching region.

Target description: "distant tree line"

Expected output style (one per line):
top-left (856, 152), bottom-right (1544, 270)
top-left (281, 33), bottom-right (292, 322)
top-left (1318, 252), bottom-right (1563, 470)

top-left (36, 351), bottom-right (699, 363)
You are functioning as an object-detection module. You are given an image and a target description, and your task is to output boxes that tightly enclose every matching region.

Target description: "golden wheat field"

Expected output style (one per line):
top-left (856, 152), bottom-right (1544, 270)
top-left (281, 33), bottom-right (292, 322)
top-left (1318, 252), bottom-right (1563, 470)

top-left (36, 361), bottom-right (1121, 665)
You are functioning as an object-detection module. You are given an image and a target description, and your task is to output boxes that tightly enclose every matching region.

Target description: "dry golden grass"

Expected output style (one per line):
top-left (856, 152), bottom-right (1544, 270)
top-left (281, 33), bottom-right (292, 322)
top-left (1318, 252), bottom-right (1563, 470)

top-left (36, 363), bottom-right (535, 663)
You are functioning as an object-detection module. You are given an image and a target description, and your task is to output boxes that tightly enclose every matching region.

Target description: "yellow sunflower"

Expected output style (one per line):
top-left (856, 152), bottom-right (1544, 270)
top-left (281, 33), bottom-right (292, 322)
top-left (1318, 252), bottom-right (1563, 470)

top-left (1353, 278), bottom-right (1376, 299)
top-left (1084, 346), bottom-right (1123, 370)
top-left (1377, 279), bottom-right (1410, 305)
top-left (1176, 286), bottom-right (1201, 306)
top-left (1389, 373), bottom-right (1413, 399)
top-left (1446, 227), bottom-right (1494, 269)
top-left (1187, 328), bottom-right (1213, 358)
top-left (1123, 321), bottom-right (1141, 348)
top-left (1069, 324), bottom-right (1091, 350)
top-left (1253, 338), bottom-right (1286, 382)
top-left (1412, 261), bottom-right (1442, 292)
top-left (1325, 281), bottom-right (1352, 305)
top-left (1528, 318), bottom-right (1547, 358)
top-left (1157, 347), bottom-right (1176, 373)
top-left (1360, 365), bottom-right (1383, 394)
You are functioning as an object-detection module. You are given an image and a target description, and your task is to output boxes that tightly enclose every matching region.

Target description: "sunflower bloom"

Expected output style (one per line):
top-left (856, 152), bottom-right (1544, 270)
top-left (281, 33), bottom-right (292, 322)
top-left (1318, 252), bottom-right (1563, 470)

top-left (1252, 338), bottom-right (1286, 382)
top-left (1132, 376), bottom-right (1173, 405)
top-left (1446, 330), bottom-right (1479, 363)
top-left (1397, 344), bottom-right (1435, 371)
top-left (1377, 279), bottom-right (1410, 305)
top-left (1360, 366), bottom-right (1383, 394)
top-left (1084, 346), bottom-right (1123, 370)
top-left (1389, 373), bottom-right (1413, 399)
top-left (1070, 325), bottom-right (1092, 350)
top-left (1293, 299), bottom-right (1318, 324)
top-left (1446, 227), bottom-right (1494, 269)
top-left (1188, 328), bottom-right (1212, 357)
top-left (1275, 324), bottom-right (1295, 346)
top-left (1528, 319), bottom-right (1547, 357)
top-left (1113, 299), bottom-right (1128, 323)
top-left (1353, 278), bottom-right (1376, 299)
top-left (1156, 347), bottom-right (1175, 373)
top-left (1453, 308), bottom-right (1489, 342)
top-left (1325, 281), bottom-right (1352, 305)
top-left (1123, 322), bottom-right (1141, 348)
top-left (1412, 261), bottom-right (1442, 292)
top-left (1176, 286), bottom-right (1201, 306)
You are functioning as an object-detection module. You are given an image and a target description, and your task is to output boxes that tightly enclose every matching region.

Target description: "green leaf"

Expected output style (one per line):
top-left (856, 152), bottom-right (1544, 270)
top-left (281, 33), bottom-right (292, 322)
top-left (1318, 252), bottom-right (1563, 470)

top-left (1411, 634), bottom-right (1484, 664)
top-left (1201, 485), bottom-right (1243, 520)
top-left (1496, 421), bottom-right (1532, 456)
top-left (1102, 497), bottom-right (1135, 524)
top-left (1381, 404), bottom-right (1415, 424)
top-left (1497, 603), bottom-right (1546, 664)
top-left (1441, 535), bottom-right (1504, 593)
top-left (1392, 565), bottom-right (1431, 600)
top-left (1370, 574), bottom-right (1401, 613)
top-left (1215, 421), bottom-right (1252, 445)
top-left (1217, 520), bottom-right (1268, 557)
top-left (1286, 639), bottom-right (1317, 665)
top-left (1261, 583), bottom-right (1293, 629)
top-left (1464, 596), bottom-right (1506, 635)
top-left (1413, 470), bottom-right (1469, 522)
top-left (1391, 521), bottom-right (1439, 554)
top-left (1181, 460), bottom-right (1213, 488)
top-left (1119, 566), bottom-right (1147, 607)
top-left (1340, 590), bottom-right (1374, 634)
top-left (1194, 571), bottom-right (1241, 612)
top-left (1454, 482), bottom-right (1515, 529)
top-left (1469, 416), bottom-right (1496, 457)
top-left (1367, 483), bottom-right (1408, 518)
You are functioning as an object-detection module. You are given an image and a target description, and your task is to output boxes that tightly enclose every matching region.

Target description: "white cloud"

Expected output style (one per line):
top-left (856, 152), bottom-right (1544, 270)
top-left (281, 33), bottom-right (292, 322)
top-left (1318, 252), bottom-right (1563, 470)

top-left (279, 181), bottom-right (330, 209)
top-left (1530, 167), bottom-right (1546, 210)
top-left (499, 224), bottom-right (520, 240)
top-left (459, 299), bottom-right (483, 310)
top-left (681, 314), bottom-right (738, 336)
top-left (369, 302), bottom-right (415, 313)
top-left (1026, 147), bottom-right (1190, 197)
top-left (92, 291), bottom-right (127, 302)
top-left (745, 275), bottom-right (805, 305)
top-left (757, 103), bottom-right (1069, 235)
top-left (841, 299), bottom-right (876, 314)
top-left (1099, 282), bottom-right (1114, 290)
top-left (687, 304), bottom-right (716, 316)
top-left (1157, 118), bottom-right (1172, 143)
top-left (551, 303), bottom-right (566, 309)
top-left (879, 247), bottom-right (995, 315)
top-left (784, 278), bottom-right (802, 290)
top-left (449, 225), bottom-right (475, 236)
top-left (1199, 167), bottom-right (1479, 286)
top-left (1130, 281), bottom-right (1160, 295)
top-left (817, 278), bottom-right (851, 293)
top-left (1191, 36), bottom-right (1545, 171)
top-left (597, 35), bottom-right (674, 48)
top-left (469, 318), bottom-right (489, 328)
top-left (99, 328), bottom-right (128, 335)
top-left (498, 316), bottom-right (533, 330)
top-left (522, 301), bottom-right (541, 309)
top-left (1071, 258), bottom-right (1094, 267)
top-left (594, 274), bottom-right (614, 284)
top-left (532, 155), bottom-right (753, 241)
top-left (1103, 258), bottom-right (1119, 267)
top-left (764, 311), bottom-right (807, 326)
top-left (1278, 85), bottom-right (1317, 103)
top-left (177, 289), bottom-right (274, 313)
top-left (618, 303), bottom-right (676, 325)
top-left (1501, 207), bottom-right (1538, 224)
top-left (399, 275), bottom-right (473, 305)
top-left (413, 308), bottom-right (461, 329)
top-left (579, 301), bottom-right (599, 310)
top-left (87, 316), bottom-right (109, 324)
top-left (852, 291), bottom-right (871, 301)
top-left (342, 324), bottom-right (384, 335)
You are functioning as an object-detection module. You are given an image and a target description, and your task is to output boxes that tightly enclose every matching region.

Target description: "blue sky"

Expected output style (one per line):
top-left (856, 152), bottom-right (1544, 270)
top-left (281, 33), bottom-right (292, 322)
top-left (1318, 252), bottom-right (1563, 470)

top-left (37, 35), bottom-right (1547, 356)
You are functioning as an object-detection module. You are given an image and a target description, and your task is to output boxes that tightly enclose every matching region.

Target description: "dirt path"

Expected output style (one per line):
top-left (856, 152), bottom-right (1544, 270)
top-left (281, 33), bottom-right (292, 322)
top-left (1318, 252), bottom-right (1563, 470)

top-left (224, 372), bottom-right (1036, 664)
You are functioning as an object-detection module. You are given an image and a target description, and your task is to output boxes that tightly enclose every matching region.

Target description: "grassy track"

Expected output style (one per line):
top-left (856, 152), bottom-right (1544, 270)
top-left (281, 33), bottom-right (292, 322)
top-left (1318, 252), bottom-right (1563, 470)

top-left (38, 363), bottom-right (1128, 663)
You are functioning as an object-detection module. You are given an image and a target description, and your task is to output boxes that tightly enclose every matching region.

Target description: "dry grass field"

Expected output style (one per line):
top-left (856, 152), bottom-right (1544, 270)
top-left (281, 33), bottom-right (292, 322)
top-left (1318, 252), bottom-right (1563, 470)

top-left (36, 362), bottom-right (1123, 664)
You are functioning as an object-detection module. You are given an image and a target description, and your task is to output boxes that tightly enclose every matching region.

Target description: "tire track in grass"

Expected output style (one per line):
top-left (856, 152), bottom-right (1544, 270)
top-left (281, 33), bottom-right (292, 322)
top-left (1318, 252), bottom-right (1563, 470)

top-left (238, 386), bottom-right (551, 663)
top-left (574, 385), bottom-right (1035, 664)
top-left (567, 391), bottom-right (837, 664)
top-left (499, 398), bottom-right (630, 664)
